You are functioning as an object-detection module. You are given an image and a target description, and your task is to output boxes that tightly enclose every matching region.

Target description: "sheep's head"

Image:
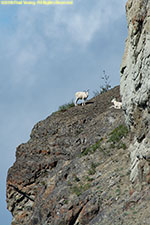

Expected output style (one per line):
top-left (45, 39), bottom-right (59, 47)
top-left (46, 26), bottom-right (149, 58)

top-left (111, 98), bottom-right (116, 103)
top-left (86, 89), bottom-right (89, 95)
top-left (83, 89), bottom-right (89, 93)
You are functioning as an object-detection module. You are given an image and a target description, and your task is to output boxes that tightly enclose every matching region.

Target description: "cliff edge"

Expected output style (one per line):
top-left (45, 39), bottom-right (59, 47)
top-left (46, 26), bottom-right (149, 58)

top-left (120, 0), bottom-right (150, 182)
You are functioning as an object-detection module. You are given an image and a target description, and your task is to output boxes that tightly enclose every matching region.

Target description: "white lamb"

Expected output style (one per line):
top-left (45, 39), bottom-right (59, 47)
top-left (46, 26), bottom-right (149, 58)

top-left (111, 98), bottom-right (122, 109)
top-left (75, 90), bottom-right (89, 106)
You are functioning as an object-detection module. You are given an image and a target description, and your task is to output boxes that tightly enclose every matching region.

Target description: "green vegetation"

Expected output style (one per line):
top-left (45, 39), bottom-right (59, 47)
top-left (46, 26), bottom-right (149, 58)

top-left (118, 142), bottom-right (127, 150)
top-left (58, 101), bottom-right (74, 112)
top-left (108, 124), bottom-right (128, 149)
top-left (115, 187), bottom-right (121, 196)
top-left (85, 176), bottom-right (94, 182)
top-left (88, 167), bottom-right (96, 175)
top-left (71, 183), bottom-right (91, 196)
top-left (64, 199), bottom-right (68, 204)
top-left (81, 124), bottom-right (128, 158)
top-left (40, 181), bottom-right (47, 187)
top-left (88, 162), bottom-right (99, 175)
top-left (81, 139), bottom-right (103, 156)
top-left (108, 124), bottom-right (128, 143)
top-left (123, 212), bottom-right (129, 217)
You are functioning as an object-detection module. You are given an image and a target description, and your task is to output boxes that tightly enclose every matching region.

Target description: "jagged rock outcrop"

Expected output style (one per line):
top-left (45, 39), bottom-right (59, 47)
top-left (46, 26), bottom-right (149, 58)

top-left (120, 0), bottom-right (150, 182)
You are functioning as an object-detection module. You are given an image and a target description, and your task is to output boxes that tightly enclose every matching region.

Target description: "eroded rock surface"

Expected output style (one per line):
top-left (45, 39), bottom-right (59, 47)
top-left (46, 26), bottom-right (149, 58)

top-left (7, 86), bottom-right (130, 225)
top-left (7, 84), bottom-right (150, 225)
top-left (6, 1), bottom-right (150, 223)
top-left (120, 0), bottom-right (150, 182)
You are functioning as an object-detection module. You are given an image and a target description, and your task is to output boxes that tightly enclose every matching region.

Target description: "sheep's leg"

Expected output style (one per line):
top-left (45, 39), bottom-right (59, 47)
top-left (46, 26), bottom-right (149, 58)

top-left (110, 105), bottom-right (115, 109)
top-left (75, 97), bottom-right (78, 106)
top-left (82, 98), bottom-right (85, 106)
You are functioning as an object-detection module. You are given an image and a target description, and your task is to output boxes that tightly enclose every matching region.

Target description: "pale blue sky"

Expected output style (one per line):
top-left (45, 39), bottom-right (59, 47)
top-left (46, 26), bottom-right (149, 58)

top-left (0, 1), bottom-right (127, 224)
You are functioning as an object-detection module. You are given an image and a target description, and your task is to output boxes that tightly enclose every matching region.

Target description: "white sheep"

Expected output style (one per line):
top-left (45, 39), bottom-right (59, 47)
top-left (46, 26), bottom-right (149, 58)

top-left (111, 98), bottom-right (122, 109)
top-left (75, 90), bottom-right (89, 106)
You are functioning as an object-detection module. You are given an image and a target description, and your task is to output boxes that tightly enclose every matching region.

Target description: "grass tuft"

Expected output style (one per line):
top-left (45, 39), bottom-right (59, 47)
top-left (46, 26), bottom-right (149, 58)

top-left (81, 139), bottom-right (103, 156)
top-left (108, 124), bottom-right (128, 149)
top-left (58, 101), bottom-right (75, 112)
top-left (108, 124), bottom-right (128, 144)
top-left (71, 183), bottom-right (91, 196)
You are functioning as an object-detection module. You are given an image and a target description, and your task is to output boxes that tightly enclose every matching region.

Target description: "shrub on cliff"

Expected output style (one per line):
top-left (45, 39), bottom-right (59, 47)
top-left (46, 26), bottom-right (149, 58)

top-left (58, 101), bottom-right (75, 112)
top-left (93, 70), bottom-right (111, 96)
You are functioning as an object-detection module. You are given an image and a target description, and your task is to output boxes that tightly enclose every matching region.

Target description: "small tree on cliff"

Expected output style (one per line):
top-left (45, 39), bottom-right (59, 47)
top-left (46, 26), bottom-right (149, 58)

top-left (93, 70), bottom-right (111, 96)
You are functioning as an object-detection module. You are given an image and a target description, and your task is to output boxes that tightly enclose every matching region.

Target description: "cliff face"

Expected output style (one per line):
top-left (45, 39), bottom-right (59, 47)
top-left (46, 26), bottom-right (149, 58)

top-left (7, 86), bottom-right (132, 225)
top-left (7, 87), bottom-right (150, 225)
top-left (120, 0), bottom-right (150, 182)
top-left (7, 1), bottom-right (150, 224)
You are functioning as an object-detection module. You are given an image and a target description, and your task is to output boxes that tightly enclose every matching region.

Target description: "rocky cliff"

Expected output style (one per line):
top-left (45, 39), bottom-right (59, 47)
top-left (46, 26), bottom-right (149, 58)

top-left (7, 86), bottom-right (132, 225)
top-left (7, 0), bottom-right (150, 224)
top-left (120, 0), bottom-right (150, 182)
top-left (6, 85), bottom-right (150, 225)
